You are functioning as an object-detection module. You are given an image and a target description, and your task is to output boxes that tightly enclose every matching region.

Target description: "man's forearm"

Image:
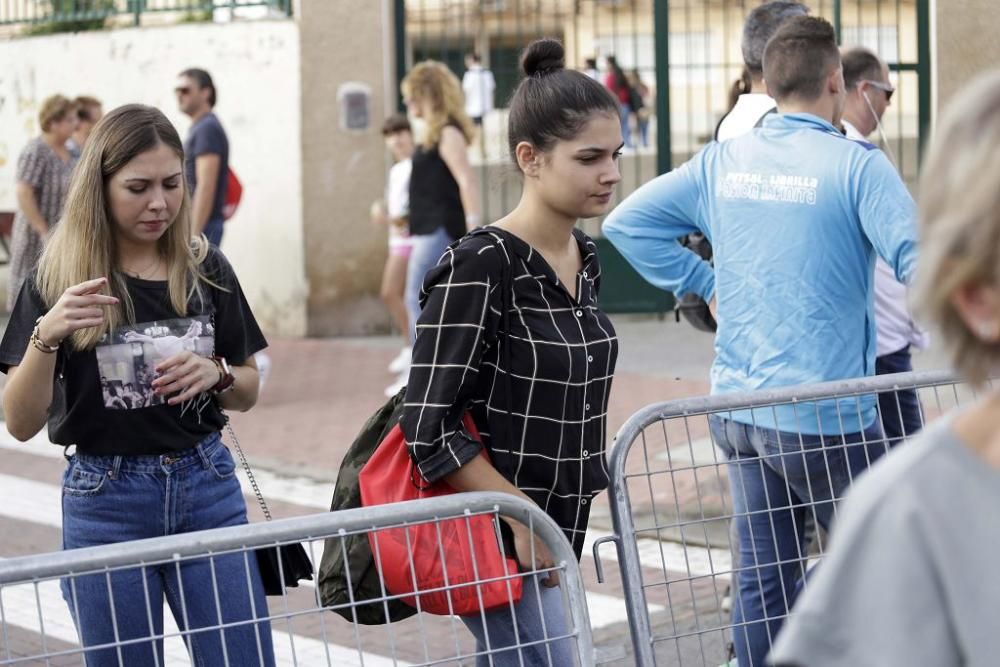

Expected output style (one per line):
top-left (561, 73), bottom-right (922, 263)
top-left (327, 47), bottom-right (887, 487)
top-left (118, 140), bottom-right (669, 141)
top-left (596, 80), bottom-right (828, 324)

top-left (190, 186), bottom-right (215, 234)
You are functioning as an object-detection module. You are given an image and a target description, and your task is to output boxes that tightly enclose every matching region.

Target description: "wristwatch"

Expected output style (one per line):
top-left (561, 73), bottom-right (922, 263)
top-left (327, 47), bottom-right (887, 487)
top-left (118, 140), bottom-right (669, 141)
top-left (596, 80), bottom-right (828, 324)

top-left (210, 356), bottom-right (236, 395)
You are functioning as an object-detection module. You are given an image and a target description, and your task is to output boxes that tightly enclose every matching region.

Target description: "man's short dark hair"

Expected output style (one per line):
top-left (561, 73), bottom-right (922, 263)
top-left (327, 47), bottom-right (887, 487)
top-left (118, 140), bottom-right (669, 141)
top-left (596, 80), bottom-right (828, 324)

top-left (742, 1), bottom-right (809, 75)
top-left (381, 113), bottom-right (411, 136)
top-left (842, 46), bottom-right (885, 88)
top-left (762, 16), bottom-right (841, 102)
top-left (179, 68), bottom-right (217, 107)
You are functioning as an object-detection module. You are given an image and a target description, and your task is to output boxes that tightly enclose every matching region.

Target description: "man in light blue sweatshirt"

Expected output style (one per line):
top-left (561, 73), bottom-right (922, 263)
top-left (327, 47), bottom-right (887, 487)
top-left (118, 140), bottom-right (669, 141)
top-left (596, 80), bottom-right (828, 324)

top-left (603, 16), bottom-right (917, 667)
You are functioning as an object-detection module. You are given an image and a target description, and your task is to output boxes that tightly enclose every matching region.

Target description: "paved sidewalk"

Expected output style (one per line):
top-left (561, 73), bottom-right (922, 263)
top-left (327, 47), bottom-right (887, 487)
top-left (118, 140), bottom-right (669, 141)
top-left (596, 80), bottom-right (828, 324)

top-left (228, 315), bottom-right (716, 532)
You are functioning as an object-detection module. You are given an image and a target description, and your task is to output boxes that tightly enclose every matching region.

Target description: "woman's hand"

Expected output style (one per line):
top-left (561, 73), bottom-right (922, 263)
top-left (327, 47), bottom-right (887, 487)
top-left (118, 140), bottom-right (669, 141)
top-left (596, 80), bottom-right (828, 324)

top-left (37, 277), bottom-right (118, 345)
top-left (152, 352), bottom-right (221, 405)
top-left (508, 519), bottom-right (560, 588)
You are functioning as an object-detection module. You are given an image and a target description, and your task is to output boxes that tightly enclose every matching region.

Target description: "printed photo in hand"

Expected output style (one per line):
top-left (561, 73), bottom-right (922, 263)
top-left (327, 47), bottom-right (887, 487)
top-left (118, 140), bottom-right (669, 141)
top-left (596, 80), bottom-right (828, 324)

top-left (96, 315), bottom-right (215, 410)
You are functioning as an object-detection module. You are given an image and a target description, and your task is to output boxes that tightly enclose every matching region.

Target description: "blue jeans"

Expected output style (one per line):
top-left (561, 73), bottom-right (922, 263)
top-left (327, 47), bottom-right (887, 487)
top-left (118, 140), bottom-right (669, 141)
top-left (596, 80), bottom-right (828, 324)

top-left (636, 114), bottom-right (649, 147)
top-left (708, 417), bottom-right (887, 667)
top-left (619, 103), bottom-right (633, 147)
top-left (204, 220), bottom-right (224, 247)
top-left (875, 345), bottom-right (924, 447)
top-left (460, 574), bottom-right (576, 666)
top-left (60, 434), bottom-right (275, 667)
top-left (405, 225), bottom-right (455, 345)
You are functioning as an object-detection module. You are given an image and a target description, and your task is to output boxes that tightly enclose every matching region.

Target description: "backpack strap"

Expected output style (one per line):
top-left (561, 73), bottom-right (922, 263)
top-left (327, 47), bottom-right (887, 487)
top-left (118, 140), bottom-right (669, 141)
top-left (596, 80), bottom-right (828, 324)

top-left (461, 228), bottom-right (517, 476)
top-left (713, 105), bottom-right (777, 141)
top-left (753, 106), bottom-right (778, 128)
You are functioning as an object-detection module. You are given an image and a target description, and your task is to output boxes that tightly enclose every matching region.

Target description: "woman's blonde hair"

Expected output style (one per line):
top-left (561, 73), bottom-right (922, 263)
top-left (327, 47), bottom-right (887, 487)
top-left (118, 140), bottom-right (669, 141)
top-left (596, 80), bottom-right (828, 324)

top-left (38, 94), bottom-right (75, 133)
top-left (37, 104), bottom-right (212, 351)
top-left (401, 61), bottom-right (475, 149)
top-left (913, 69), bottom-right (1000, 385)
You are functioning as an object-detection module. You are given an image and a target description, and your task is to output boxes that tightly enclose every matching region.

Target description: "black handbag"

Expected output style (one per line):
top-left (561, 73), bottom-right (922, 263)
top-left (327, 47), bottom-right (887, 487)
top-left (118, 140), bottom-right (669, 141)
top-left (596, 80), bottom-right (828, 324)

top-left (675, 232), bottom-right (718, 333)
top-left (226, 419), bottom-right (314, 596)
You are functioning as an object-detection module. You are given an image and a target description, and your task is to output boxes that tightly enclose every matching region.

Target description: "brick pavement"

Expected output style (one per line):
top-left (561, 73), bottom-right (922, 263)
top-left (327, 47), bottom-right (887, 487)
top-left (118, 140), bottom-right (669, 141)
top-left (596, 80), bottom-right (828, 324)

top-left (225, 326), bottom-right (714, 536)
top-left (227, 324), bottom-right (712, 480)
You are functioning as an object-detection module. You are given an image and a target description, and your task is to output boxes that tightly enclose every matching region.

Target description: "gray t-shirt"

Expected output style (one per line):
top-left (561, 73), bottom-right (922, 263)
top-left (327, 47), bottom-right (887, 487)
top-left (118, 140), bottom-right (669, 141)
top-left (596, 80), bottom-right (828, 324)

top-left (769, 416), bottom-right (1000, 666)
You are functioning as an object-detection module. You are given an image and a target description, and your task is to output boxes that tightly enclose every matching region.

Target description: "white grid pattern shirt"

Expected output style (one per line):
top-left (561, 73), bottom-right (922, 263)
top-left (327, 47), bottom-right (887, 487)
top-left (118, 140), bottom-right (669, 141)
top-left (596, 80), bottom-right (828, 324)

top-left (401, 227), bottom-right (618, 558)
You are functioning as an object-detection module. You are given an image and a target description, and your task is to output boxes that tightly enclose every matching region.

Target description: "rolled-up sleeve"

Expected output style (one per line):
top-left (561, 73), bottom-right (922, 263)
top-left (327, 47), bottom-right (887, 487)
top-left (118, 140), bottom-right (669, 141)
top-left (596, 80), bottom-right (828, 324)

top-left (602, 150), bottom-right (715, 301)
top-left (401, 240), bottom-right (503, 483)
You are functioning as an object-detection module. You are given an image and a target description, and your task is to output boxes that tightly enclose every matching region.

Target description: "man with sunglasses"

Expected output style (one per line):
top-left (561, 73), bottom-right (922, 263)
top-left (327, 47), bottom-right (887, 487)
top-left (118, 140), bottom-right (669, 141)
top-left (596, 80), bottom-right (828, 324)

top-left (841, 46), bottom-right (928, 448)
top-left (176, 68), bottom-right (229, 248)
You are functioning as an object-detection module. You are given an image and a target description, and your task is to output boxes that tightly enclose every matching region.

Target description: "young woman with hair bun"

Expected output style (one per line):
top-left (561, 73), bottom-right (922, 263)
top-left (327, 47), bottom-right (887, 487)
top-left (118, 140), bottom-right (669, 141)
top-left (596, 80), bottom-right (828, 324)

top-left (400, 38), bottom-right (623, 665)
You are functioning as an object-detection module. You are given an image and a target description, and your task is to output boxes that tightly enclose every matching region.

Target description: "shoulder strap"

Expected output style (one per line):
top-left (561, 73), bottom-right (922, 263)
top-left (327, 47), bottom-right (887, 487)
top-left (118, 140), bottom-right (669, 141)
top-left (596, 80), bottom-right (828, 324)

top-left (468, 228), bottom-right (517, 474)
top-left (225, 416), bottom-right (272, 521)
top-left (712, 110), bottom-right (730, 142)
top-left (754, 107), bottom-right (778, 128)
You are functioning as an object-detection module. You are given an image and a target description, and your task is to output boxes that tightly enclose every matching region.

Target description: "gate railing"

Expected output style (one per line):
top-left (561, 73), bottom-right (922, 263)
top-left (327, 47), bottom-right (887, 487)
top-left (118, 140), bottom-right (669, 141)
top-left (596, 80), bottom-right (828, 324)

top-left (595, 370), bottom-right (971, 665)
top-left (0, 492), bottom-right (593, 666)
top-left (0, 0), bottom-right (292, 30)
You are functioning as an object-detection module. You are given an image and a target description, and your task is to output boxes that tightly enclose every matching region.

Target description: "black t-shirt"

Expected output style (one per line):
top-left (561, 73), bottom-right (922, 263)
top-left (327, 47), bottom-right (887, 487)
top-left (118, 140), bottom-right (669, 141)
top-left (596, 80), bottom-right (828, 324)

top-left (0, 248), bottom-right (266, 455)
top-left (408, 133), bottom-right (466, 240)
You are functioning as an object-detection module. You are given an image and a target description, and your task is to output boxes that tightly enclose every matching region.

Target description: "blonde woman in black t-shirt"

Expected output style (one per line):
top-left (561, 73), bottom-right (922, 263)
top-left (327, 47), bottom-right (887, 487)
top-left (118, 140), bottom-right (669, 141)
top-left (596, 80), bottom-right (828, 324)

top-left (0, 104), bottom-right (274, 667)
top-left (400, 61), bottom-right (482, 357)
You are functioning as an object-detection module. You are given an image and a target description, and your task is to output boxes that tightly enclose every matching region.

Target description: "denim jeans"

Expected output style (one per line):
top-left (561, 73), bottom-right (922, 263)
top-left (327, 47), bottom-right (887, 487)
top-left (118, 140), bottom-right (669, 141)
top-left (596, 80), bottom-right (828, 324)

top-left (619, 102), bottom-right (633, 148)
top-left (204, 220), bottom-right (224, 248)
top-left (60, 433), bottom-right (275, 667)
top-left (708, 417), bottom-right (888, 667)
top-left (460, 574), bottom-right (576, 666)
top-left (875, 345), bottom-right (924, 447)
top-left (405, 225), bottom-right (455, 344)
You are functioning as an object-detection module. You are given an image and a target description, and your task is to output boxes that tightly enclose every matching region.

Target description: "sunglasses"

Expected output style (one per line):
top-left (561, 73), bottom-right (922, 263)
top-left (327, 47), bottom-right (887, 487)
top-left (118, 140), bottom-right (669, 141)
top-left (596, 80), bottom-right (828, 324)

top-left (862, 79), bottom-right (894, 102)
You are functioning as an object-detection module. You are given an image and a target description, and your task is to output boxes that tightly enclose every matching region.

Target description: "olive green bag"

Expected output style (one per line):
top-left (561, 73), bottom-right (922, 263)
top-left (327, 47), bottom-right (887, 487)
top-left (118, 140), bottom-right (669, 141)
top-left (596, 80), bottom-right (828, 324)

top-left (316, 388), bottom-right (418, 624)
top-left (318, 228), bottom-right (515, 624)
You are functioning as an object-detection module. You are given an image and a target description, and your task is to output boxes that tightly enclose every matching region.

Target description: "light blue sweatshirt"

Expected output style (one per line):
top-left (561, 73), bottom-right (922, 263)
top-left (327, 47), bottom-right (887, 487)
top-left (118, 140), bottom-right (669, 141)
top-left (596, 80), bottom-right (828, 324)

top-left (603, 113), bottom-right (918, 434)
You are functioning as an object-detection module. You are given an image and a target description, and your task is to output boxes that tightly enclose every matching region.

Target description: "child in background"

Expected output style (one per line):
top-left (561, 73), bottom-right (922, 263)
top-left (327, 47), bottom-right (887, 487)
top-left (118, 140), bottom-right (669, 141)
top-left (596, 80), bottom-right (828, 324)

top-left (370, 114), bottom-right (416, 396)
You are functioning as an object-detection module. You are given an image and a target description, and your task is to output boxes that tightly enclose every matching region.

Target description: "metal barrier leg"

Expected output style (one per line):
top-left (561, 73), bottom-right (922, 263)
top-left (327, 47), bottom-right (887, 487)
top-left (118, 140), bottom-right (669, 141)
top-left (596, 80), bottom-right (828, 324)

top-left (608, 485), bottom-right (657, 667)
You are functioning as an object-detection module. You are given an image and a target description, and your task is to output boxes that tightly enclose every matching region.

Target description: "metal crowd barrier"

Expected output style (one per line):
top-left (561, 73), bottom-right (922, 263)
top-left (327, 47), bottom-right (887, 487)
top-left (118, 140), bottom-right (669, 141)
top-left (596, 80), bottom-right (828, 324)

top-left (0, 492), bottom-right (593, 666)
top-left (594, 370), bottom-right (979, 666)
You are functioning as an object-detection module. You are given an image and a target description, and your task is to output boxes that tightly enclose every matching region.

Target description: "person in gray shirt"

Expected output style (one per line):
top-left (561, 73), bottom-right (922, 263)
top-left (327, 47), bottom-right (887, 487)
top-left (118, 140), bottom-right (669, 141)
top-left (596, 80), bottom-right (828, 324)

top-left (770, 69), bottom-right (1000, 667)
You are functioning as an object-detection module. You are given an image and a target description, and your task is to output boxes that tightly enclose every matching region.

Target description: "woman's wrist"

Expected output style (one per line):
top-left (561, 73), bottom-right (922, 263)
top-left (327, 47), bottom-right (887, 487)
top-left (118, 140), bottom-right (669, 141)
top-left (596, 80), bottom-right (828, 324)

top-left (210, 356), bottom-right (236, 395)
top-left (35, 315), bottom-right (62, 348)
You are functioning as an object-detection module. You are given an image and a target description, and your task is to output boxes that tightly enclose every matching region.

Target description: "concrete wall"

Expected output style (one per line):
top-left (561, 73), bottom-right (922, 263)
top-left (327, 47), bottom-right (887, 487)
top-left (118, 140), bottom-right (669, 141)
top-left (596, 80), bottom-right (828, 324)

top-left (297, 0), bottom-right (393, 336)
top-left (933, 0), bottom-right (1000, 114)
top-left (0, 21), bottom-right (307, 336)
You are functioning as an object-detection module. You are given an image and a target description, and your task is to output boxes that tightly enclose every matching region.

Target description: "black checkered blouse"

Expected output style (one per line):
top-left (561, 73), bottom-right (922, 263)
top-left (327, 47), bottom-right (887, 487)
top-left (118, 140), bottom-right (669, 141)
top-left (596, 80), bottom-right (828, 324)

top-left (400, 226), bottom-right (619, 558)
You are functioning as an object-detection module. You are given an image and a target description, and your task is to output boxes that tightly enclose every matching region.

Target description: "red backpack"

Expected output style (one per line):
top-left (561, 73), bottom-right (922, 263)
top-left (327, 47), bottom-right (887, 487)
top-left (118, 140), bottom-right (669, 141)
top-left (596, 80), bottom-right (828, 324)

top-left (222, 167), bottom-right (243, 221)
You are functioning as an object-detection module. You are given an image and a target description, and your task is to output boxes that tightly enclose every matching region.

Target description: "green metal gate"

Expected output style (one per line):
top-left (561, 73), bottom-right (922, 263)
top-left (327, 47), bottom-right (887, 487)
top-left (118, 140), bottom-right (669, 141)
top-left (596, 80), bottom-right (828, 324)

top-left (395, 0), bottom-right (930, 314)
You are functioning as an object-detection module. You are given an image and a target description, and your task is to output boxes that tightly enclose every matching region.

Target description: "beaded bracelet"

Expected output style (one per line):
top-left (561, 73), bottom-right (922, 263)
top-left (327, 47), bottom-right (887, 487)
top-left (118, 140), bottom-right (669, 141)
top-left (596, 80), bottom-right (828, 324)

top-left (30, 317), bottom-right (59, 354)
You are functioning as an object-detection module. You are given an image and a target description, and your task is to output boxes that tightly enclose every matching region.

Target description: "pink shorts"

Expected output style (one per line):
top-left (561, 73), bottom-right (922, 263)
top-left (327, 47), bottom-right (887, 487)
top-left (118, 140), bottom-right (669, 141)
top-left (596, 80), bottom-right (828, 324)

top-left (389, 227), bottom-right (414, 258)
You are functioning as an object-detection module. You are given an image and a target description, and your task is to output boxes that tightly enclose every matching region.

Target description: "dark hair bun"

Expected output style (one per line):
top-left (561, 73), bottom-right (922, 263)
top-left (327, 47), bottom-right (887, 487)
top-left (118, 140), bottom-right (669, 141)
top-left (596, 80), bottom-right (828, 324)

top-left (521, 38), bottom-right (565, 77)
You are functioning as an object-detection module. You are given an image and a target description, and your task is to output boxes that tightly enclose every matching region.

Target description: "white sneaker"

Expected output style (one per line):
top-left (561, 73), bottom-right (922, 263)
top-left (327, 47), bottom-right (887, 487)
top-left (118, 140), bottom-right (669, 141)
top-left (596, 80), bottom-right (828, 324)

top-left (384, 369), bottom-right (409, 398)
top-left (388, 346), bottom-right (412, 374)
